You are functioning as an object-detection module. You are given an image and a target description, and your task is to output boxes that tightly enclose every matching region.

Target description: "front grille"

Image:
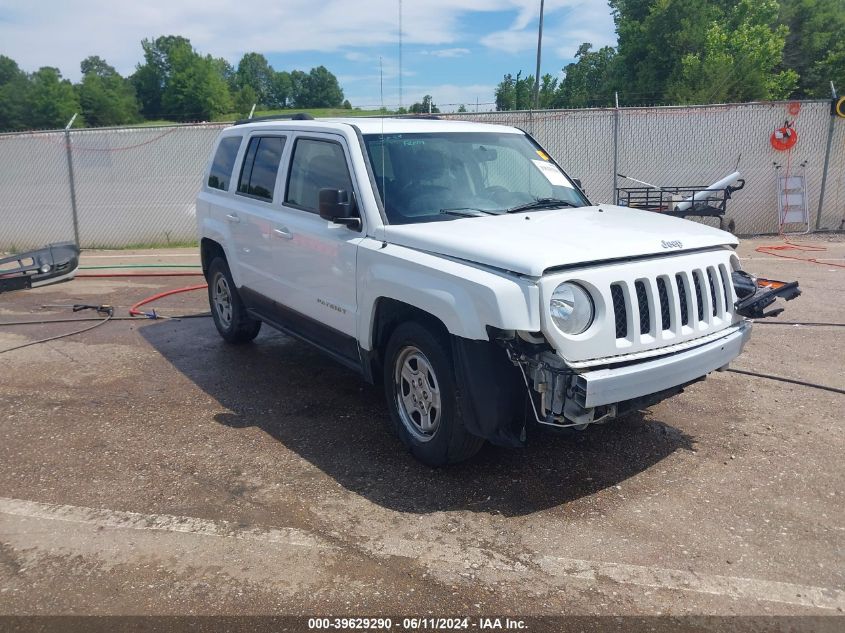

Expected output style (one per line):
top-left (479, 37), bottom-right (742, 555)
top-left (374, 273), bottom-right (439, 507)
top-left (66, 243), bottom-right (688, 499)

top-left (610, 283), bottom-right (627, 339)
top-left (609, 265), bottom-right (732, 342)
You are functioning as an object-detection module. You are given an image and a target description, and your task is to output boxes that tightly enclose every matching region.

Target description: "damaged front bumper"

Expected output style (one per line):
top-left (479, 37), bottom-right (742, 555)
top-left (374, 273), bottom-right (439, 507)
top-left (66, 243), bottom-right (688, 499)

top-left (509, 322), bottom-right (752, 430)
top-left (0, 242), bottom-right (80, 293)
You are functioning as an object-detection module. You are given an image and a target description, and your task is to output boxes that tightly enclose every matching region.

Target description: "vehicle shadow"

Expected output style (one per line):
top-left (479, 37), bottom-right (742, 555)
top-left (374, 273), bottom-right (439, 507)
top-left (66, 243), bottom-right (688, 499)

top-left (140, 318), bottom-right (695, 516)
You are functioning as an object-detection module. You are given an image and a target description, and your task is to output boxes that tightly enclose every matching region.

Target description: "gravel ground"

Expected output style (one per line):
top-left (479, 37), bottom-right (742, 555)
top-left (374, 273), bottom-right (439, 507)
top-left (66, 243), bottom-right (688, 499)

top-left (0, 238), bottom-right (842, 631)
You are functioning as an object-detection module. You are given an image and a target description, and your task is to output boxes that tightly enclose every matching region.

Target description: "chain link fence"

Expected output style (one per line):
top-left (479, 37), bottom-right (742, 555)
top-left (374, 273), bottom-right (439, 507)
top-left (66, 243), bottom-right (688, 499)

top-left (1, 101), bottom-right (843, 251)
top-left (450, 100), bottom-right (845, 235)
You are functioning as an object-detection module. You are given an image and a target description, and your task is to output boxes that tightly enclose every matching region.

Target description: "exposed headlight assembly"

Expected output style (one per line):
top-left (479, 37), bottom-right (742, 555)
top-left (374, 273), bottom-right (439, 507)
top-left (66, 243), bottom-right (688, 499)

top-left (550, 282), bottom-right (594, 335)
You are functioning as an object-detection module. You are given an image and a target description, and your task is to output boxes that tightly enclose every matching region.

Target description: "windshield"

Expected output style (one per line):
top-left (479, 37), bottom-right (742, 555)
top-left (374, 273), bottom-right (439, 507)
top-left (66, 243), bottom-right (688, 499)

top-left (363, 131), bottom-right (589, 224)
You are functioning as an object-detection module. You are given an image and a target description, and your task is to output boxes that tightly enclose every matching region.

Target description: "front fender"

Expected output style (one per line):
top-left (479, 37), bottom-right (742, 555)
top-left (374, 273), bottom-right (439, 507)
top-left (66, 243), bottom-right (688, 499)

top-left (357, 240), bottom-right (541, 350)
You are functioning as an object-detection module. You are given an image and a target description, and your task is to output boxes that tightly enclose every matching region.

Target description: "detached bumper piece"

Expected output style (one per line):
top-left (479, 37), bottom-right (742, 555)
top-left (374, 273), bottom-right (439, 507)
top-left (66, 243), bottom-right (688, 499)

top-left (0, 242), bottom-right (80, 294)
top-left (732, 271), bottom-right (801, 319)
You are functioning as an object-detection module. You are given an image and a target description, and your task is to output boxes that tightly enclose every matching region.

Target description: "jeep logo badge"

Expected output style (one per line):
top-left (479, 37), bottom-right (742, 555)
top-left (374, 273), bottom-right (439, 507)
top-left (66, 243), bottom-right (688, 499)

top-left (661, 240), bottom-right (683, 249)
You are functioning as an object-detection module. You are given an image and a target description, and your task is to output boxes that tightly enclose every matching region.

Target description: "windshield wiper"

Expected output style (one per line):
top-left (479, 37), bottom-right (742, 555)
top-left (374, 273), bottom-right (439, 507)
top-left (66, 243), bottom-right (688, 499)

top-left (506, 198), bottom-right (579, 214)
top-left (440, 207), bottom-right (498, 217)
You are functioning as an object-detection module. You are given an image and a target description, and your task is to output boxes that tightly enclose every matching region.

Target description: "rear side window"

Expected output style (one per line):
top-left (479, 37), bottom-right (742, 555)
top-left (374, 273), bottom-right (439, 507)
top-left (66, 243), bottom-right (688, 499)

top-left (207, 136), bottom-right (242, 190)
top-left (237, 136), bottom-right (286, 201)
top-left (285, 138), bottom-right (353, 213)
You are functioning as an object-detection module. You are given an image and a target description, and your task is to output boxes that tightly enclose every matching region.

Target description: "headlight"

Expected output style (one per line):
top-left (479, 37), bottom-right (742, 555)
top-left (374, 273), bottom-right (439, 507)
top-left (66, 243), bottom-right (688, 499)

top-left (550, 282), bottom-right (594, 335)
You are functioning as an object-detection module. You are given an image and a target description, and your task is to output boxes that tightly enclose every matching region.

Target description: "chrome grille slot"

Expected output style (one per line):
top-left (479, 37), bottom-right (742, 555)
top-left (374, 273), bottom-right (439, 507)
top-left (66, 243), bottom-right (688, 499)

top-left (635, 281), bottom-right (650, 335)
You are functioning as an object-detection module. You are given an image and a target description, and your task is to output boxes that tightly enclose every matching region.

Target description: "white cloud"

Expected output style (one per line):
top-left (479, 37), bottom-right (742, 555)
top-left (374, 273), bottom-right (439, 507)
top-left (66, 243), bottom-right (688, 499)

top-left (480, 0), bottom-right (615, 60)
top-left (422, 48), bottom-right (471, 58)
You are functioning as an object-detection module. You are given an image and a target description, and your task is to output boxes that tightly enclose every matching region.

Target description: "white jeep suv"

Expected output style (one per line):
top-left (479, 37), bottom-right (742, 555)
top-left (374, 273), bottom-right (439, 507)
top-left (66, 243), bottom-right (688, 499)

top-left (196, 115), bottom-right (797, 466)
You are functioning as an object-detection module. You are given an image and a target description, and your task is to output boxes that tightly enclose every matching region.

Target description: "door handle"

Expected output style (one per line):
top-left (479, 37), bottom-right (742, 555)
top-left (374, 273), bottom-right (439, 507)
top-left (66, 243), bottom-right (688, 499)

top-left (225, 213), bottom-right (240, 224)
top-left (273, 227), bottom-right (293, 240)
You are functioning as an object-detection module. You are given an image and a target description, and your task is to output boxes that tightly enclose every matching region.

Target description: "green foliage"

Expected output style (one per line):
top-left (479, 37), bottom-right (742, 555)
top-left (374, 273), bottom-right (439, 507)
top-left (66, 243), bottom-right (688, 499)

top-left (667, 0), bottom-right (797, 103)
top-left (555, 44), bottom-right (617, 108)
top-left (494, 71), bottom-right (559, 110)
top-left (269, 71), bottom-right (292, 108)
top-left (28, 67), bottom-right (81, 129)
top-left (234, 85), bottom-right (258, 118)
top-left (304, 66), bottom-right (345, 107)
top-left (160, 44), bottom-right (232, 121)
top-left (0, 56), bottom-right (32, 131)
top-left (780, 0), bottom-right (845, 97)
top-left (457, 104), bottom-right (467, 113)
top-left (409, 95), bottom-right (440, 113)
top-left (78, 56), bottom-right (140, 127)
top-left (236, 53), bottom-right (274, 105)
top-left (131, 35), bottom-right (191, 119)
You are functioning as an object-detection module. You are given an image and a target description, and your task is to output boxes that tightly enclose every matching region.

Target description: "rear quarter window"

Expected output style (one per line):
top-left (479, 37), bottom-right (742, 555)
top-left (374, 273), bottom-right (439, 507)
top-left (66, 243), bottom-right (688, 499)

top-left (207, 136), bottom-right (242, 191)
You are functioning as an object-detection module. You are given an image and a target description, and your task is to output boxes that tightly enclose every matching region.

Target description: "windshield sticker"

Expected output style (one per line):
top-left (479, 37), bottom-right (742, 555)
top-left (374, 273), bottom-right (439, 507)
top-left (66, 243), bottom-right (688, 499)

top-left (535, 150), bottom-right (550, 161)
top-left (531, 160), bottom-right (573, 188)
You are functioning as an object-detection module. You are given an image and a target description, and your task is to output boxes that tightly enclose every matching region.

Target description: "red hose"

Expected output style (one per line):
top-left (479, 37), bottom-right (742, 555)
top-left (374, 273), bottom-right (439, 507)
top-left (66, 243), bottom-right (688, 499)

top-left (129, 284), bottom-right (208, 317)
top-left (755, 238), bottom-right (845, 269)
top-left (77, 272), bottom-right (204, 277)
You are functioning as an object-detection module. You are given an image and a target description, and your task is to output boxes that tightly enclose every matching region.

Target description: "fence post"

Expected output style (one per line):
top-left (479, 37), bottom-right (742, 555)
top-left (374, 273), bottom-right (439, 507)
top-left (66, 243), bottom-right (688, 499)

top-left (816, 83), bottom-right (838, 230)
top-left (63, 114), bottom-right (81, 246)
top-left (612, 92), bottom-right (620, 203)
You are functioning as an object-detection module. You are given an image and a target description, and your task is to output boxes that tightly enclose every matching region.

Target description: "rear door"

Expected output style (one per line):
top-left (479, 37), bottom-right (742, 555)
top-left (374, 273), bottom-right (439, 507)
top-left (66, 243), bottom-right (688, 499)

top-left (227, 133), bottom-right (288, 300)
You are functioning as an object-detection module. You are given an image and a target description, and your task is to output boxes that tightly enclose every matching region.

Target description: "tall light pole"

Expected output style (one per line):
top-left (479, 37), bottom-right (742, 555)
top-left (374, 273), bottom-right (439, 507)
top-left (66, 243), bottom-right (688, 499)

top-left (533, 0), bottom-right (545, 110)
top-left (398, 0), bottom-right (403, 110)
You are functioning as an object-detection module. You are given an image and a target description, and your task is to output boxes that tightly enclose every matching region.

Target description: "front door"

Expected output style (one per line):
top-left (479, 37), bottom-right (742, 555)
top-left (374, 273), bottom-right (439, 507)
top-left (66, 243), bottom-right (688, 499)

top-left (271, 133), bottom-right (362, 359)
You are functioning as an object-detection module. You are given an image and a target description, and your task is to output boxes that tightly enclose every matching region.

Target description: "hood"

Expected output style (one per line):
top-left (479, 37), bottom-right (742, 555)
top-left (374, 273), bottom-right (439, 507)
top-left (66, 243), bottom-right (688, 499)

top-left (383, 205), bottom-right (738, 277)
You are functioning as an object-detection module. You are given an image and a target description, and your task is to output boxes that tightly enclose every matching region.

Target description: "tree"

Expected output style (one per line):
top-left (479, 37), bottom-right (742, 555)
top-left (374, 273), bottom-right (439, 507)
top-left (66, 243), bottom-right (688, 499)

top-left (131, 35), bottom-right (192, 119)
top-left (304, 65), bottom-right (344, 107)
top-left (494, 71), bottom-right (540, 110)
top-left (0, 56), bottom-right (32, 131)
top-left (78, 56), bottom-right (140, 126)
top-left (409, 95), bottom-right (439, 113)
top-left (236, 52), bottom-right (273, 105)
top-left (779, 0), bottom-right (845, 97)
top-left (159, 42), bottom-right (232, 120)
top-left (234, 85), bottom-right (257, 118)
top-left (457, 104), bottom-right (467, 112)
top-left (289, 70), bottom-right (309, 107)
top-left (28, 67), bottom-right (81, 129)
top-left (667, 0), bottom-right (797, 103)
top-left (269, 70), bottom-right (292, 108)
top-left (555, 44), bottom-right (618, 108)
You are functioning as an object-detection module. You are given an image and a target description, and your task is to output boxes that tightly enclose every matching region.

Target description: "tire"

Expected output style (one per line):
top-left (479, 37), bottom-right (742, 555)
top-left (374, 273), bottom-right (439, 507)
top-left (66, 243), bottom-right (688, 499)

top-left (383, 321), bottom-right (484, 466)
top-left (207, 257), bottom-right (261, 344)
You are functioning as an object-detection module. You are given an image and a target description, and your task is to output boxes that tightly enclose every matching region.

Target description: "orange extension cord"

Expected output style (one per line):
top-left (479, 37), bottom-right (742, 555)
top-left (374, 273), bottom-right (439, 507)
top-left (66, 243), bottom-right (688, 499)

top-left (755, 238), bottom-right (845, 269)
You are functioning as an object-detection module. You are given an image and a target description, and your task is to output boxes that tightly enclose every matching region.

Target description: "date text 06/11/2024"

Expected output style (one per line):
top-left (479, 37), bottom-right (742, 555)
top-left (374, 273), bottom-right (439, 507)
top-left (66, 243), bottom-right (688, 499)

top-left (307, 617), bottom-right (528, 630)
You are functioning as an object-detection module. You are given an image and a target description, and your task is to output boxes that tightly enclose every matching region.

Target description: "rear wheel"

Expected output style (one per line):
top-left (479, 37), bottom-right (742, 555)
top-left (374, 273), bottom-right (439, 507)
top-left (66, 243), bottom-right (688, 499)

top-left (207, 257), bottom-right (261, 344)
top-left (383, 321), bottom-right (484, 466)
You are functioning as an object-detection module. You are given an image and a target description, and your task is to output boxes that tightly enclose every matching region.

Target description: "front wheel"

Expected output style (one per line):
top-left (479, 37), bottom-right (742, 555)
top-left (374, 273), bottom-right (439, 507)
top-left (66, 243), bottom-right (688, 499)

top-left (383, 321), bottom-right (484, 466)
top-left (207, 257), bottom-right (261, 344)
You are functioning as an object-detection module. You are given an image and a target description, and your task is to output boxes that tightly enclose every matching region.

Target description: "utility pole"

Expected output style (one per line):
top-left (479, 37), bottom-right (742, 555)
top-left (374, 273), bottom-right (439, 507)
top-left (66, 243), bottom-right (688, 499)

top-left (533, 0), bottom-right (545, 110)
top-left (398, 0), bottom-right (403, 110)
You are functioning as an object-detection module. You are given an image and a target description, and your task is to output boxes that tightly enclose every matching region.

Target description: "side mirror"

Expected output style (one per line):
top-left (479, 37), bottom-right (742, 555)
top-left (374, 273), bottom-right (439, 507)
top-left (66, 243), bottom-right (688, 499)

top-left (572, 178), bottom-right (583, 190)
top-left (318, 189), bottom-right (360, 229)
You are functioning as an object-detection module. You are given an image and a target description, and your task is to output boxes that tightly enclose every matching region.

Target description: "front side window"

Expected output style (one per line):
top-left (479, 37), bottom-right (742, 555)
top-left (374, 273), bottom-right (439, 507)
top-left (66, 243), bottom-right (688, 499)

top-left (237, 136), bottom-right (286, 201)
top-left (285, 138), bottom-right (353, 213)
top-left (363, 132), bottom-right (588, 224)
top-left (207, 136), bottom-right (242, 191)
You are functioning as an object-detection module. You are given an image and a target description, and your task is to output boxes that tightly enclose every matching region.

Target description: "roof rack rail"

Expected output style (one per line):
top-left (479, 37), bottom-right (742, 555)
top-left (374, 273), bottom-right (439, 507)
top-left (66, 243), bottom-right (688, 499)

top-left (384, 114), bottom-right (442, 120)
top-left (233, 113), bottom-right (315, 126)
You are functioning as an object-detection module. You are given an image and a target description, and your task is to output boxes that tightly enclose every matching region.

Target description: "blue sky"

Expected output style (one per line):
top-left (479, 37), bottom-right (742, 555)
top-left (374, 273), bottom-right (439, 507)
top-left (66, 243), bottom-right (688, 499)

top-left (0, 0), bottom-right (616, 111)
